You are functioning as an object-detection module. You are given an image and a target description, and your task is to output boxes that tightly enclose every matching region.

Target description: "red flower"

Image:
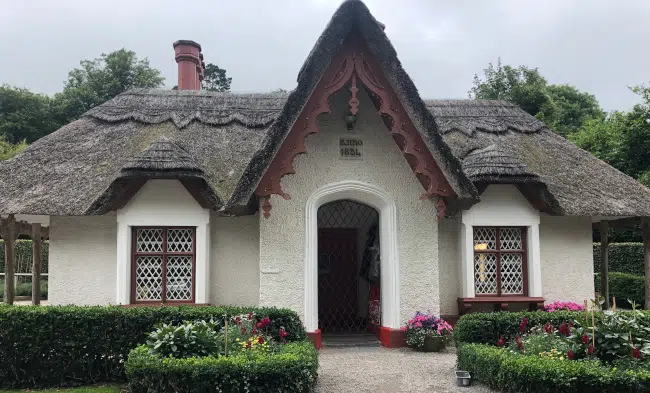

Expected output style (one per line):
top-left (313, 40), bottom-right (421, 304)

top-left (258, 336), bottom-right (265, 344)
top-left (256, 317), bottom-right (271, 329)
top-left (558, 323), bottom-right (570, 336)
top-left (234, 316), bottom-right (241, 325)
top-left (587, 344), bottom-right (595, 355)
top-left (497, 337), bottom-right (506, 347)
top-left (544, 322), bottom-right (553, 334)
top-left (519, 317), bottom-right (529, 333)
top-left (582, 335), bottom-right (589, 344)
top-left (633, 347), bottom-right (641, 359)
top-left (246, 340), bottom-right (252, 349)
top-left (248, 312), bottom-right (253, 320)
top-left (241, 327), bottom-right (247, 334)
top-left (279, 328), bottom-right (289, 338)
top-left (252, 326), bottom-right (257, 334)
top-left (516, 341), bottom-right (523, 351)
top-left (567, 350), bottom-right (575, 360)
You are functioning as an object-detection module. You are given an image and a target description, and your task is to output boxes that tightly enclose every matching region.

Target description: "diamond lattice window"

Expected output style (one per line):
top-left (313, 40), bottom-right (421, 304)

top-left (132, 227), bottom-right (195, 303)
top-left (473, 227), bottom-right (527, 296)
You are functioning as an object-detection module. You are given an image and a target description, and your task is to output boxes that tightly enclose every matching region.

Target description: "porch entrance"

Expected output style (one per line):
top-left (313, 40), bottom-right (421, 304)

top-left (317, 200), bottom-right (380, 337)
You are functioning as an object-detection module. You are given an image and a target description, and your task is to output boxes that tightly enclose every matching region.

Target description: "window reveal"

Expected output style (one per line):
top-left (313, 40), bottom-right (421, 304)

top-left (473, 227), bottom-right (527, 296)
top-left (132, 227), bottom-right (196, 303)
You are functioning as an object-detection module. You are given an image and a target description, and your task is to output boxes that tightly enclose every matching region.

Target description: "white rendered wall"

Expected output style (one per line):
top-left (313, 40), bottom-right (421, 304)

top-left (259, 88), bottom-right (440, 327)
top-left (116, 179), bottom-right (210, 304)
top-left (540, 216), bottom-right (594, 304)
top-left (438, 217), bottom-right (461, 316)
top-left (210, 213), bottom-right (260, 306)
top-left (461, 185), bottom-right (542, 298)
top-left (49, 214), bottom-right (117, 305)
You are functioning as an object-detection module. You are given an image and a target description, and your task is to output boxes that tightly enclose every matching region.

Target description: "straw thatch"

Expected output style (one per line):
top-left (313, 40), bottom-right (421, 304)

top-left (0, 0), bottom-right (648, 218)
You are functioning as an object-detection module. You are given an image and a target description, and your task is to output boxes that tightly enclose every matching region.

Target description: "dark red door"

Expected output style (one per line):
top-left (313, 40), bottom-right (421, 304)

top-left (318, 228), bottom-right (364, 333)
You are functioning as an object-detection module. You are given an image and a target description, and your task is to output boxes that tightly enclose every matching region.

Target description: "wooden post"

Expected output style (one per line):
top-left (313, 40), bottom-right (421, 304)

top-left (641, 218), bottom-right (650, 310)
top-left (600, 220), bottom-right (609, 310)
top-left (31, 223), bottom-right (42, 305)
top-left (2, 215), bottom-right (16, 305)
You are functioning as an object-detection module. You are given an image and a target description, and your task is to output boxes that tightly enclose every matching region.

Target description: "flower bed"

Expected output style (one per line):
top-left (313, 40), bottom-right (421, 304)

top-left (458, 343), bottom-right (650, 392)
top-left (0, 305), bottom-right (306, 389)
top-left (404, 312), bottom-right (453, 351)
top-left (126, 313), bottom-right (318, 393)
top-left (457, 307), bottom-right (650, 392)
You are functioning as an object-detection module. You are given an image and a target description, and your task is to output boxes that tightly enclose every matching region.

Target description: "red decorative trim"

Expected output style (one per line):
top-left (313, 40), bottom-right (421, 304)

top-left (378, 326), bottom-right (406, 348)
top-left (255, 35), bottom-right (455, 217)
top-left (307, 329), bottom-right (322, 350)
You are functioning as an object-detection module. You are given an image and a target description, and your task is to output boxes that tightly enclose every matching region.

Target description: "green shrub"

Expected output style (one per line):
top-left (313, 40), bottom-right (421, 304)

top-left (458, 343), bottom-right (650, 393)
top-left (0, 240), bottom-right (49, 273)
top-left (0, 305), bottom-right (306, 388)
top-left (595, 272), bottom-right (645, 309)
top-left (594, 242), bottom-right (644, 276)
top-left (146, 320), bottom-right (222, 358)
top-left (125, 341), bottom-right (318, 393)
top-left (0, 279), bottom-right (48, 299)
top-left (454, 311), bottom-right (594, 345)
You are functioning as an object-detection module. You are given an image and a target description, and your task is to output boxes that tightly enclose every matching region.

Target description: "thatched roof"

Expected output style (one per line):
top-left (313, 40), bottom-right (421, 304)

top-left (0, 0), bottom-right (648, 218)
top-left (462, 144), bottom-right (540, 184)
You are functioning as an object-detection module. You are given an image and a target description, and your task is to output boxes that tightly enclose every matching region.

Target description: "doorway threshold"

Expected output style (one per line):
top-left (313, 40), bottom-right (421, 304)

top-left (322, 333), bottom-right (381, 348)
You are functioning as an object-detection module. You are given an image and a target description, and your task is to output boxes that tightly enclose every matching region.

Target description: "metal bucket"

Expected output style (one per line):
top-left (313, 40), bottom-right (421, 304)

top-left (456, 371), bottom-right (471, 387)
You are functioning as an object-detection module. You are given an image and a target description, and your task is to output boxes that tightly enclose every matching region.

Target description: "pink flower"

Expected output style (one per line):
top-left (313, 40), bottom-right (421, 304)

top-left (414, 322), bottom-right (422, 328)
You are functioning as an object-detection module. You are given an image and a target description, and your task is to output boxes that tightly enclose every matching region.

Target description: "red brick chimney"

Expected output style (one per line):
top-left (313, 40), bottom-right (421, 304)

top-left (173, 40), bottom-right (202, 90)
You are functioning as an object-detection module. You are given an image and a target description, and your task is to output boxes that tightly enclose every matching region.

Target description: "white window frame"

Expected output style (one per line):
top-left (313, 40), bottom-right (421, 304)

top-left (460, 185), bottom-right (542, 298)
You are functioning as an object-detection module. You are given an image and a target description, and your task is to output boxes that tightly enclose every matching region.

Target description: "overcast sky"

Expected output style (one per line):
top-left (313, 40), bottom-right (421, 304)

top-left (1, 0), bottom-right (649, 112)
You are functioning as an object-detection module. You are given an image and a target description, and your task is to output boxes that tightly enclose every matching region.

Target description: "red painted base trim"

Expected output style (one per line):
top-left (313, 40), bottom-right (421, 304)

top-left (307, 329), bottom-right (322, 350)
top-left (378, 326), bottom-right (406, 348)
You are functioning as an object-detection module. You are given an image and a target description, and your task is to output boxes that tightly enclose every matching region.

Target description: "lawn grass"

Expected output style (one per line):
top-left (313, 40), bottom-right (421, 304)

top-left (0, 385), bottom-right (122, 393)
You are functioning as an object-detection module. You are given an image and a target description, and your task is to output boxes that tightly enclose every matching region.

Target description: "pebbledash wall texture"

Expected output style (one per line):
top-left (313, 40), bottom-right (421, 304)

top-left (258, 88), bottom-right (441, 325)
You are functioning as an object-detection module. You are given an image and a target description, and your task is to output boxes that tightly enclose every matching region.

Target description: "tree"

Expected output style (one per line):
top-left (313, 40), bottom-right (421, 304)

top-left (0, 85), bottom-right (60, 143)
top-left (470, 59), bottom-right (554, 120)
top-left (202, 63), bottom-right (231, 92)
top-left (55, 48), bottom-right (164, 122)
top-left (470, 59), bottom-right (605, 137)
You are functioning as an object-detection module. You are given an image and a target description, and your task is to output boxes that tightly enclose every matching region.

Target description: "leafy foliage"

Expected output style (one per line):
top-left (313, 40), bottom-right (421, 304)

top-left (0, 85), bottom-right (60, 143)
top-left (594, 307), bottom-right (650, 364)
top-left (202, 63), bottom-right (232, 92)
top-left (0, 240), bottom-right (50, 274)
top-left (404, 312), bottom-right (453, 349)
top-left (593, 242), bottom-right (645, 276)
top-left (54, 49), bottom-right (164, 123)
top-left (458, 343), bottom-right (650, 393)
top-left (125, 341), bottom-right (318, 393)
top-left (595, 272), bottom-right (645, 309)
top-left (146, 320), bottom-right (221, 358)
top-left (0, 305), bottom-right (305, 389)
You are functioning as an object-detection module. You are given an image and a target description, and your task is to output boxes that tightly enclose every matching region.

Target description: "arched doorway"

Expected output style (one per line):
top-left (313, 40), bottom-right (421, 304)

top-left (304, 180), bottom-right (400, 348)
top-left (317, 200), bottom-right (380, 336)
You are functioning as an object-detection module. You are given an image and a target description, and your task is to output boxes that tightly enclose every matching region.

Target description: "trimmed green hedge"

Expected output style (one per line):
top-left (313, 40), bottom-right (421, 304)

top-left (454, 311), bottom-right (592, 345)
top-left (126, 341), bottom-right (318, 393)
top-left (0, 305), bottom-right (306, 388)
top-left (0, 240), bottom-right (49, 273)
top-left (594, 242), bottom-right (644, 276)
top-left (458, 343), bottom-right (650, 393)
top-left (595, 272), bottom-right (645, 309)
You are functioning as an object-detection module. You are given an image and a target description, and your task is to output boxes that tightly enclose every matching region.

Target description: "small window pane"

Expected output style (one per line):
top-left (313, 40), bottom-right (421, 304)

top-left (166, 256), bottom-right (193, 300)
top-left (500, 228), bottom-right (523, 250)
top-left (474, 227), bottom-right (496, 250)
top-left (135, 256), bottom-right (163, 300)
top-left (500, 253), bottom-right (524, 294)
top-left (136, 229), bottom-right (163, 252)
top-left (474, 253), bottom-right (498, 294)
top-left (167, 229), bottom-right (193, 252)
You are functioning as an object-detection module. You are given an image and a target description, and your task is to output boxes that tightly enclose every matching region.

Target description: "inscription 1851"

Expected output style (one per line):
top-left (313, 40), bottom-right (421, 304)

top-left (339, 138), bottom-right (363, 160)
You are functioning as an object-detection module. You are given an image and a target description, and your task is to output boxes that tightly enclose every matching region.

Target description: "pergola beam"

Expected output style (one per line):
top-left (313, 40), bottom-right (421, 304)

top-left (600, 220), bottom-right (609, 310)
top-left (642, 218), bottom-right (650, 310)
top-left (31, 223), bottom-right (42, 305)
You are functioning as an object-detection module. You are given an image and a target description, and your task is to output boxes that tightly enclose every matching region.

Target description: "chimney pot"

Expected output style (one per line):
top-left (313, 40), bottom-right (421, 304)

top-left (173, 40), bottom-right (201, 90)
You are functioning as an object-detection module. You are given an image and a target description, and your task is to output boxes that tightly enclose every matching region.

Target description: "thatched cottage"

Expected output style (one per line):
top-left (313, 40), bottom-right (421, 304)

top-left (2, 0), bottom-right (650, 348)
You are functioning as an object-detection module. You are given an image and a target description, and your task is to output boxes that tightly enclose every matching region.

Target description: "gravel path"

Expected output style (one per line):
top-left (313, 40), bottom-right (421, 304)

top-left (315, 346), bottom-right (495, 393)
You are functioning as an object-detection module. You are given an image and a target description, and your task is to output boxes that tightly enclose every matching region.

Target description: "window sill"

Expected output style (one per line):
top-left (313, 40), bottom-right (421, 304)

top-left (121, 303), bottom-right (210, 308)
top-left (458, 296), bottom-right (544, 314)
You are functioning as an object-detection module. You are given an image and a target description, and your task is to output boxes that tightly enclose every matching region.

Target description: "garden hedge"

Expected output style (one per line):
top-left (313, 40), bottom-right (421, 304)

top-left (0, 305), bottom-right (306, 388)
top-left (593, 242), bottom-right (644, 276)
top-left (0, 240), bottom-right (49, 273)
top-left (458, 343), bottom-right (650, 393)
top-left (454, 311), bottom-right (594, 345)
top-left (126, 341), bottom-right (318, 393)
top-left (595, 272), bottom-right (645, 309)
